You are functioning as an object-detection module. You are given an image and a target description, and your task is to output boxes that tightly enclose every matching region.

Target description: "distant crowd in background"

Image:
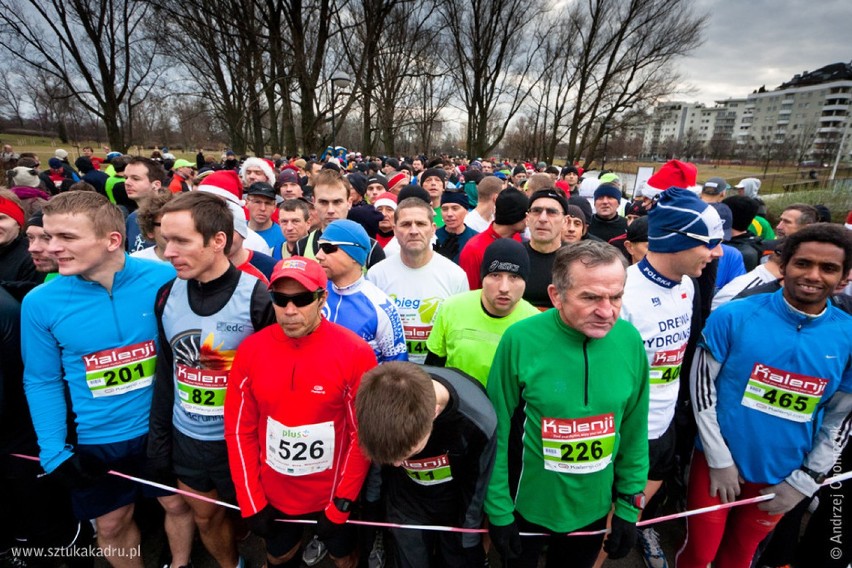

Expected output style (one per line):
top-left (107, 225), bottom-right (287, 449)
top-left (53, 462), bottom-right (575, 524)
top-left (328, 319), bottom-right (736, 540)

top-left (1, 141), bottom-right (851, 568)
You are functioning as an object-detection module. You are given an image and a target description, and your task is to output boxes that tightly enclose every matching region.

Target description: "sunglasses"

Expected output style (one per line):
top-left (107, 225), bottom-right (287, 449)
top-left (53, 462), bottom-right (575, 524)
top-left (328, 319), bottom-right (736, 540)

top-left (270, 290), bottom-right (322, 308)
top-left (663, 228), bottom-right (722, 249)
top-left (318, 241), bottom-right (363, 255)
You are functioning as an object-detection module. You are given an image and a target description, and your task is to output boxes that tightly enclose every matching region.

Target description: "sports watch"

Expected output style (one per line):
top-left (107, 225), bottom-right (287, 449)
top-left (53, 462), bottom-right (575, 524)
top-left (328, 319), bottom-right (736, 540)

top-left (617, 492), bottom-right (646, 510)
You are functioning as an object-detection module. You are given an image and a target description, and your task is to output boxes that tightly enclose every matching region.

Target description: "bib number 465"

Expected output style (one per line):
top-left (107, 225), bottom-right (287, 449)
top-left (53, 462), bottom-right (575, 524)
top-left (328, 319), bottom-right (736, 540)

top-left (762, 389), bottom-right (808, 412)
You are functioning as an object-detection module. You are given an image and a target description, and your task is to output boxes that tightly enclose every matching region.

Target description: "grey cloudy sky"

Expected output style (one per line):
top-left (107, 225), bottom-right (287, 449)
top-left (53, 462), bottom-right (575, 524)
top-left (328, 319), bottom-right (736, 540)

top-left (673, 0), bottom-right (852, 105)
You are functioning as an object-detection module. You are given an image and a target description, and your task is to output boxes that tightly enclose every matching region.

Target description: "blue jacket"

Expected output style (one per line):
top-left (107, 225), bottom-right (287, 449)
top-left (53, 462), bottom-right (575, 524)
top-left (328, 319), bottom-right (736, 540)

top-left (698, 289), bottom-right (852, 484)
top-left (22, 255), bottom-right (176, 471)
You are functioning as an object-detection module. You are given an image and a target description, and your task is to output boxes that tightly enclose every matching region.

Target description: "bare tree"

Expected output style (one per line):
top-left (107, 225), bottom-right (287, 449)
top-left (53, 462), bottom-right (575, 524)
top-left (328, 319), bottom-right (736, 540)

top-left (707, 133), bottom-right (734, 163)
top-left (435, 0), bottom-right (546, 158)
top-left (0, 0), bottom-right (164, 151)
top-left (146, 0), bottom-right (272, 154)
top-left (560, 0), bottom-right (707, 166)
top-left (680, 128), bottom-right (705, 161)
top-left (0, 71), bottom-right (27, 127)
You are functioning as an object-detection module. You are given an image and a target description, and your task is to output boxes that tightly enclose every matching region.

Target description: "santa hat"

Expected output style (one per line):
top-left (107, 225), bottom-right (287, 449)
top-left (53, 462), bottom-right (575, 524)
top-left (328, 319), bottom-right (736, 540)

top-left (239, 157), bottom-right (276, 186)
top-left (643, 160), bottom-right (697, 200)
top-left (845, 211), bottom-right (852, 231)
top-left (197, 170), bottom-right (243, 204)
top-left (373, 192), bottom-right (398, 210)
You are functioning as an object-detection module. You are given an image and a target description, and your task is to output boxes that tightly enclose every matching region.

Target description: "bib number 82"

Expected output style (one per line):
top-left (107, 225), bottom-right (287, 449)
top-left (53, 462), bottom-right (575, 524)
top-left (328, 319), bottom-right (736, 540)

top-left (278, 440), bottom-right (324, 461)
top-left (560, 440), bottom-right (604, 462)
top-left (190, 389), bottom-right (215, 405)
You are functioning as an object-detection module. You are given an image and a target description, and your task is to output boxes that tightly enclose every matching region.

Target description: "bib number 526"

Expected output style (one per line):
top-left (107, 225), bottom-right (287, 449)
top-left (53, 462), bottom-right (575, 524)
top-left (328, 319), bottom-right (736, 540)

top-left (278, 440), bottom-right (324, 461)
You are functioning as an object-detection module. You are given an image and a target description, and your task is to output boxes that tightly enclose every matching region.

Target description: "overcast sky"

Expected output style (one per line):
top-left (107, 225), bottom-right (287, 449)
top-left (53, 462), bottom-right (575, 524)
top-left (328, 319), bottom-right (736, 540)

top-left (672, 0), bottom-right (852, 106)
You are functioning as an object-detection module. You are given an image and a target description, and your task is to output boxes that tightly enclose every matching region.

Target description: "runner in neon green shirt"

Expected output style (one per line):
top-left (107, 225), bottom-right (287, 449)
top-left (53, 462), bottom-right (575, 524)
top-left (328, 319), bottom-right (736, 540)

top-left (426, 239), bottom-right (538, 385)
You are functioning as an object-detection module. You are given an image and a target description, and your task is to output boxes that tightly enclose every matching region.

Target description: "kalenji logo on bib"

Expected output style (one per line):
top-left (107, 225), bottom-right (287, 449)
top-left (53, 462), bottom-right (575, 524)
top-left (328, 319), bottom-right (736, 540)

top-left (403, 454), bottom-right (449, 470)
top-left (750, 363), bottom-right (827, 396)
top-left (176, 364), bottom-right (228, 386)
top-left (82, 341), bottom-right (156, 371)
top-left (542, 415), bottom-right (614, 440)
top-left (652, 345), bottom-right (686, 367)
top-left (311, 385), bottom-right (326, 395)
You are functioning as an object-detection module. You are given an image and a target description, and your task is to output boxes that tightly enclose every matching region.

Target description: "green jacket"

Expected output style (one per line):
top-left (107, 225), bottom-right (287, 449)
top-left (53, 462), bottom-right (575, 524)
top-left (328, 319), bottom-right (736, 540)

top-left (485, 309), bottom-right (649, 531)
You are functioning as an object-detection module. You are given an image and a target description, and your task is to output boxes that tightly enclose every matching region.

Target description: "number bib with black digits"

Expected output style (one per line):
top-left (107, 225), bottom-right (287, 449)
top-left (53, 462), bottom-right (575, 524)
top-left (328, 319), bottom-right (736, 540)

top-left (741, 363), bottom-right (827, 423)
top-left (265, 418), bottom-right (335, 476)
top-left (404, 325), bottom-right (431, 364)
top-left (541, 414), bottom-right (616, 474)
top-left (650, 346), bottom-right (685, 390)
top-left (402, 453), bottom-right (453, 486)
top-left (175, 364), bottom-right (227, 416)
top-left (83, 340), bottom-right (157, 398)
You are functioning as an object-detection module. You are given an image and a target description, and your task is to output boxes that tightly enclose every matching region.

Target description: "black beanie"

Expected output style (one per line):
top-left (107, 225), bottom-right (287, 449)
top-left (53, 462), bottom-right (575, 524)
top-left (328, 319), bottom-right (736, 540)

top-left (494, 189), bottom-right (529, 225)
top-left (529, 189), bottom-right (569, 214)
top-left (397, 184), bottom-right (432, 205)
top-left (722, 195), bottom-right (759, 232)
top-left (420, 167), bottom-right (446, 184)
top-left (347, 172), bottom-right (368, 196)
top-left (567, 195), bottom-right (593, 222)
top-left (481, 239), bottom-right (530, 281)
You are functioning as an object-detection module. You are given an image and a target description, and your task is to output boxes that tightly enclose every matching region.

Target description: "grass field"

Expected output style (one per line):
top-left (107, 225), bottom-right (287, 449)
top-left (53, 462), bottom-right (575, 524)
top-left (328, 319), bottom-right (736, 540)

top-left (0, 134), bottom-right (200, 163)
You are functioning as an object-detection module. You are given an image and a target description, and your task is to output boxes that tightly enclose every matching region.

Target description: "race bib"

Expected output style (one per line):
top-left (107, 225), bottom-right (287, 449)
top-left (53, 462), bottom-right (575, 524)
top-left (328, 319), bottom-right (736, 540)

top-left (265, 418), bottom-right (335, 476)
top-left (175, 364), bottom-right (227, 416)
top-left (83, 341), bottom-right (157, 398)
top-left (741, 363), bottom-right (827, 423)
top-left (404, 325), bottom-right (431, 363)
top-left (649, 346), bottom-right (685, 390)
top-left (542, 414), bottom-right (616, 474)
top-left (402, 453), bottom-right (453, 486)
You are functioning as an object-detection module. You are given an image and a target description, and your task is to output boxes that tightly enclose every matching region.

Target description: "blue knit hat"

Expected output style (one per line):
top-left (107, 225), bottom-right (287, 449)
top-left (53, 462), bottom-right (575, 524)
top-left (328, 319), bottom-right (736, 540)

top-left (648, 188), bottom-right (724, 253)
top-left (441, 190), bottom-right (471, 209)
top-left (320, 219), bottom-right (370, 266)
top-left (593, 183), bottom-right (621, 201)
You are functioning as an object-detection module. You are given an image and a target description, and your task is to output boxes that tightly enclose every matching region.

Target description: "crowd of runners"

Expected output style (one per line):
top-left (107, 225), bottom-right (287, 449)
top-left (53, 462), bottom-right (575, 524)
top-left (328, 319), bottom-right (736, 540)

top-left (1, 146), bottom-right (851, 568)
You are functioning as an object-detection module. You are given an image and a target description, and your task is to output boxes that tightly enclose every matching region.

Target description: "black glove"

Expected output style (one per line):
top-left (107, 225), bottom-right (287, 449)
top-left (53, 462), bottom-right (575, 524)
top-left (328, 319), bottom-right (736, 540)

top-left (434, 233), bottom-right (461, 260)
top-left (603, 515), bottom-right (636, 559)
top-left (462, 542), bottom-right (487, 566)
top-left (247, 504), bottom-right (278, 539)
top-left (315, 510), bottom-right (345, 543)
top-left (489, 521), bottom-right (522, 561)
top-left (51, 453), bottom-right (108, 489)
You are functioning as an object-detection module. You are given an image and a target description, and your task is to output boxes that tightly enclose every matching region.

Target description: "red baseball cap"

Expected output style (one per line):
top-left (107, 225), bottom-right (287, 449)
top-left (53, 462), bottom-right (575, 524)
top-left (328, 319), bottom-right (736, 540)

top-left (269, 257), bottom-right (327, 291)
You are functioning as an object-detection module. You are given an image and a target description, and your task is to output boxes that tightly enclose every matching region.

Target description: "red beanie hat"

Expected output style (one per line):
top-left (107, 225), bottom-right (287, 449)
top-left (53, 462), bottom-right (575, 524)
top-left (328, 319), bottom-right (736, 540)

top-left (197, 170), bottom-right (244, 204)
top-left (387, 172), bottom-right (408, 191)
top-left (0, 196), bottom-right (25, 228)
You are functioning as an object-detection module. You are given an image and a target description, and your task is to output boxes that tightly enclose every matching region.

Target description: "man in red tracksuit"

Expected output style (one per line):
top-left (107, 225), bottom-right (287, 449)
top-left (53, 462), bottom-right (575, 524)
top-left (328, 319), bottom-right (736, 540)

top-left (224, 257), bottom-right (378, 568)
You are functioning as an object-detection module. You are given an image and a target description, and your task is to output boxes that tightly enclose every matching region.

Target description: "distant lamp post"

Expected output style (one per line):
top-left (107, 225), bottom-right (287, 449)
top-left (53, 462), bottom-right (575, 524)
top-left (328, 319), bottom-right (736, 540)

top-left (329, 71), bottom-right (351, 148)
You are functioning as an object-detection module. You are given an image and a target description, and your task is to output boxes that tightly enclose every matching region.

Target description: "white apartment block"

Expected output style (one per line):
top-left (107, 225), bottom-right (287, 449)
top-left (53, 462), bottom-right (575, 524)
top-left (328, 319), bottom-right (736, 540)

top-left (635, 62), bottom-right (852, 161)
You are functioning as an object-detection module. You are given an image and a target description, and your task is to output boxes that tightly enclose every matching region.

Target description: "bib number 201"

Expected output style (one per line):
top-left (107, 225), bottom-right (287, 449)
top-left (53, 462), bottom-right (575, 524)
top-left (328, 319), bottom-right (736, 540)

top-left (104, 363), bottom-right (145, 386)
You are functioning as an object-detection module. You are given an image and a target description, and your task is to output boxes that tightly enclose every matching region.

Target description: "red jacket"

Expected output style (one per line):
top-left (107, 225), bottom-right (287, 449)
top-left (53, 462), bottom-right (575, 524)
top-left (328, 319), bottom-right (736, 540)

top-left (224, 319), bottom-right (377, 521)
top-left (458, 223), bottom-right (522, 290)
